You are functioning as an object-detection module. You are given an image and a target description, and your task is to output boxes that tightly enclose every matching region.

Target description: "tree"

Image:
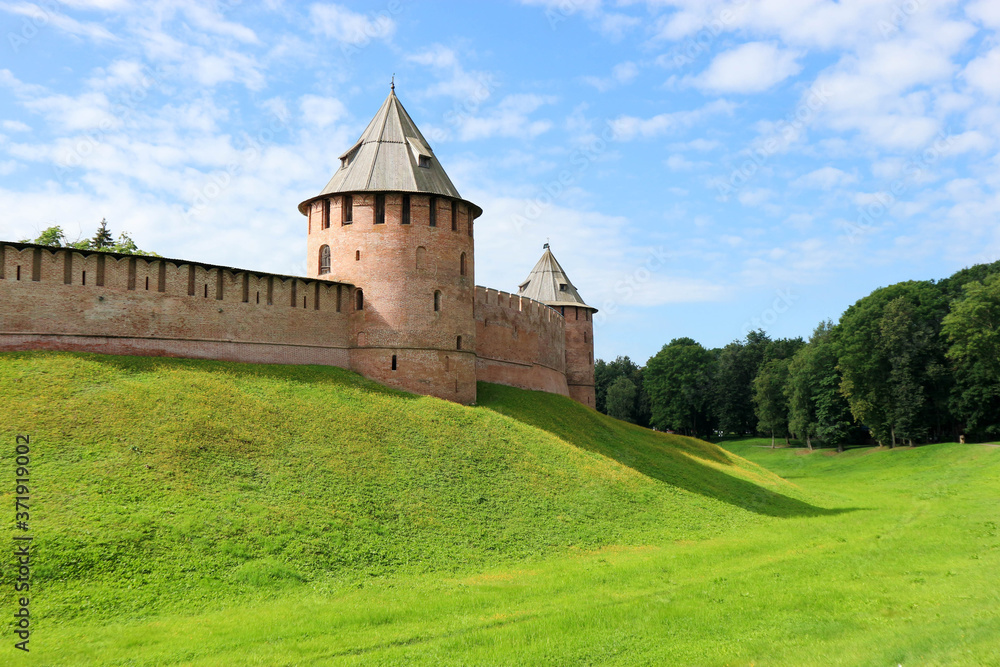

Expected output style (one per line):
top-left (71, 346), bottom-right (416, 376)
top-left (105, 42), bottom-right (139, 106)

top-left (943, 273), bottom-right (1000, 376)
top-left (645, 338), bottom-right (717, 437)
top-left (836, 281), bottom-right (950, 446)
top-left (21, 226), bottom-right (67, 246)
top-left (943, 273), bottom-right (1000, 440)
top-left (91, 218), bottom-right (114, 249)
top-left (713, 330), bottom-right (770, 436)
top-left (23, 220), bottom-right (155, 255)
top-left (752, 358), bottom-right (791, 448)
top-left (594, 356), bottom-right (650, 427)
top-left (786, 321), bottom-right (855, 452)
top-left (606, 377), bottom-right (638, 423)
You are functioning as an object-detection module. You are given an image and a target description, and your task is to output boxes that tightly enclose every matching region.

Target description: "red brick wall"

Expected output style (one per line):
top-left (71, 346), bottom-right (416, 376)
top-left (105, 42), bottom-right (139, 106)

top-left (564, 305), bottom-right (597, 408)
top-left (0, 243), bottom-right (353, 368)
top-left (2, 229), bottom-right (597, 407)
top-left (473, 287), bottom-right (570, 397)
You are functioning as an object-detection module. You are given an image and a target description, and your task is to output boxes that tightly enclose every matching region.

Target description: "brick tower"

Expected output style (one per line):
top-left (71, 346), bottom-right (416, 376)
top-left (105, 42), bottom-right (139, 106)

top-left (517, 245), bottom-right (597, 407)
top-left (299, 86), bottom-right (482, 403)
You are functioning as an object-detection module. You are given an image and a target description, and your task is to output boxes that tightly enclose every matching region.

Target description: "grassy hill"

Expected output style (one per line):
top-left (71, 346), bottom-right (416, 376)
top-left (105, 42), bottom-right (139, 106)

top-left (0, 353), bottom-right (805, 620)
top-left (2, 352), bottom-right (998, 665)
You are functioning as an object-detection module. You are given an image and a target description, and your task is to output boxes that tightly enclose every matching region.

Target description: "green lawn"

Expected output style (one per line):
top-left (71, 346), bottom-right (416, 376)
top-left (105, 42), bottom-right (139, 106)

top-left (2, 352), bottom-right (998, 665)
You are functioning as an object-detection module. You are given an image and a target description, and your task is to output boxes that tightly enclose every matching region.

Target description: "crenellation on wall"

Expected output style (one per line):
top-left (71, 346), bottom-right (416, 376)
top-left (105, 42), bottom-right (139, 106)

top-left (473, 285), bottom-right (569, 396)
top-left (0, 242), bottom-right (356, 367)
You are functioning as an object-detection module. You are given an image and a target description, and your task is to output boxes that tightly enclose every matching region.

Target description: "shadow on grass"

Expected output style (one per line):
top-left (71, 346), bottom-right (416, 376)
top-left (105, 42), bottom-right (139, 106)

top-left (13, 352), bottom-right (853, 519)
top-left (477, 383), bottom-right (857, 519)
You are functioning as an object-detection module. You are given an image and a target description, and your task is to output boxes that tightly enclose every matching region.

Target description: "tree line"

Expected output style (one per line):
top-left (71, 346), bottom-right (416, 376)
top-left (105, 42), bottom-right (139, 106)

top-left (20, 220), bottom-right (154, 255)
top-left (595, 260), bottom-right (1000, 447)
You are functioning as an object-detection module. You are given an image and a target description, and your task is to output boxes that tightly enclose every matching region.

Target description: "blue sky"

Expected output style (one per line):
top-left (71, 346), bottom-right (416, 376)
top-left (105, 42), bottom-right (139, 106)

top-left (2, 0), bottom-right (999, 364)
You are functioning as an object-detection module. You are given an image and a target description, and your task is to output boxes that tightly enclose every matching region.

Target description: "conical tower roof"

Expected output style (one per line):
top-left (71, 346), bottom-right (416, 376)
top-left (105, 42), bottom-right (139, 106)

top-left (517, 245), bottom-right (595, 310)
top-left (299, 87), bottom-right (481, 217)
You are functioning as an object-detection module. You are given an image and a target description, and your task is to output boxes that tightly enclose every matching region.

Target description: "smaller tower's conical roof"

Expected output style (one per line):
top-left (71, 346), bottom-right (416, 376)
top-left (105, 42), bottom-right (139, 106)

top-left (517, 245), bottom-right (595, 310)
top-left (299, 87), bottom-right (481, 217)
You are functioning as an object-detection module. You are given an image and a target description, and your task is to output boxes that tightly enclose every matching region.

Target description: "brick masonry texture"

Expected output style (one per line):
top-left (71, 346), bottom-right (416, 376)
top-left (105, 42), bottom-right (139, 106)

top-left (1, 188), bottom-right (596, 406)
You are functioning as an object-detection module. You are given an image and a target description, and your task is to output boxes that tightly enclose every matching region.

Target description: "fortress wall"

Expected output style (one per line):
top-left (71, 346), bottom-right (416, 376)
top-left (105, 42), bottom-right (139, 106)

top-left (473, 286), bottom-right (569, 396)
top-left (0, 243), bottom-right (353, 367)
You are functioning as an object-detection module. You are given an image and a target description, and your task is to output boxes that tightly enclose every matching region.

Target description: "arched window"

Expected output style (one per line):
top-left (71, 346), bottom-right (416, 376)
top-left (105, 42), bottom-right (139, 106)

top-left (391, 354), bottom-right (397, 371)
top-left (459, 252), bottom-right (467, 276)
top-left (456, 335), bottom-right (462, 350)
top-left (355, 288), bottom-right (364, 310)
top-left (319, 245), bottom-right (331, 275)
top-left (355, 250), bottom-right (360, 261)
top-left (434, 290), bottom-right (442, 312)
top-left (416, 246), bottom-right (426, 269)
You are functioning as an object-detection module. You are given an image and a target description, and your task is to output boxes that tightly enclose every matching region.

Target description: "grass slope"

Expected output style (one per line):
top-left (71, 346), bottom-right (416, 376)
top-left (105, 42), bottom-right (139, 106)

top-left (2, 353), bottom-right (997, 665)
top-left (0, 354), bottom-right (802, 622)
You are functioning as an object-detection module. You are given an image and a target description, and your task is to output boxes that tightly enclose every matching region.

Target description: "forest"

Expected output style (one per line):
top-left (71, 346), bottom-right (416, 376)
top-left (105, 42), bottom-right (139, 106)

top-left (595, 260), bottom-right (1000, 447)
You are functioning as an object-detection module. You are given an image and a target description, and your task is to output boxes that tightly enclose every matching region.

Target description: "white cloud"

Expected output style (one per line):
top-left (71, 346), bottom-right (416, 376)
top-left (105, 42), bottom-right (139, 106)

top-left (407, 45), bottom-right (497, 103)
top-left (176, 2), bottom-right (259, 44)
top-left (582, 61), bottom-right (639, 92)
top-left (737, 188), bottom-right (774, 207)
top-left (0, 2), bottom-right (117, 42)
top-left (966, 0), bottom-right (1000, 28)
top-left (190, 51), bottom-right (265, 90)
top-left (2, 120), bottom-right (31, 132)
top-left (964, 46), bottom-right (1000, 98)
top-left (609, 99), bottom-right (734, 140)
top-left (308, 3), bottom-right (395, 44)
top-left (300, 95), bottom-right (347, 129)
top-left (693, 42), bottom-right (801, 94)
top-left (792, 166), bottom-right (857, 190)
top-left (943, 131), bottom-right (992, 154)
top-left (597, 12), bottom-right (641, 39)
top-left (669, 138), bottom-right (721, 151)
top-left (665, 154), bottom-right (695, 170)
top-left (22, 91), bottom-right (118, 132)
top-left (456, 94), bottom-right (555, 141)
top-left (408, 44), bottom-right (460, 69)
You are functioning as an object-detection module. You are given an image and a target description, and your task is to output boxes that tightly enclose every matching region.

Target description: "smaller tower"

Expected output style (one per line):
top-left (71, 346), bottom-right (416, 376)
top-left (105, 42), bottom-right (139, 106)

top-left (517, 245), bottom-right (597, 407)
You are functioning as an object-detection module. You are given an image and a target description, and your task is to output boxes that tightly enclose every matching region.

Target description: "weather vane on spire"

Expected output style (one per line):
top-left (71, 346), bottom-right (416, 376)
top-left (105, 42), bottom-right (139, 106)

top-left (391, 74), bottom-right (395, 92)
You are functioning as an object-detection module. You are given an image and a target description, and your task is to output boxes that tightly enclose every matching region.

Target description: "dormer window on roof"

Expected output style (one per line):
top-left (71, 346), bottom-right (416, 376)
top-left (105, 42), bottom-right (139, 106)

top-left (339, 140), bottom-right (361, 170)
top-left (297, 88), bottom-right (482, 219)
top-left (559, 284), bottom-right (568, 292)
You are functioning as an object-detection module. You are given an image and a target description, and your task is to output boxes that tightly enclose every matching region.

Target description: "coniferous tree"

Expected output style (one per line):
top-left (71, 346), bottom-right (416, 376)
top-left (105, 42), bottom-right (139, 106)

top-left (91, 218), bottom-right (115, 249)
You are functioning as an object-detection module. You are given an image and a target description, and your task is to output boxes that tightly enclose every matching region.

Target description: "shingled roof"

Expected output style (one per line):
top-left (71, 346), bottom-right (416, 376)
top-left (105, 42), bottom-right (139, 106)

top-left (517, 245), bottom-right (596, 311)
top-left (299, 87), bottom-right (481, 217)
